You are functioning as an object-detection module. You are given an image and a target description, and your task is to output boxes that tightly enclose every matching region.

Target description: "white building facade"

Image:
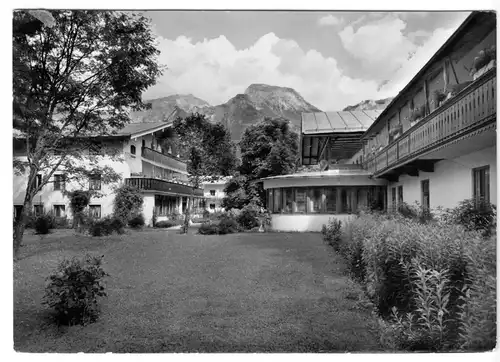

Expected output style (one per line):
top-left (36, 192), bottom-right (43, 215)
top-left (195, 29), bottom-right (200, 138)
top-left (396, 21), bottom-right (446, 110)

top-left (13, 122), bottom-right (204, 226)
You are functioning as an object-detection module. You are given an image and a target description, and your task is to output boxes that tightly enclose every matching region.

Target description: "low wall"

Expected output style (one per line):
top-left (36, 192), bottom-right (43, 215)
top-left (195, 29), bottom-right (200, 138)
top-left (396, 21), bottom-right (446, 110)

top-left (270, 214), bottom-right (354, 232)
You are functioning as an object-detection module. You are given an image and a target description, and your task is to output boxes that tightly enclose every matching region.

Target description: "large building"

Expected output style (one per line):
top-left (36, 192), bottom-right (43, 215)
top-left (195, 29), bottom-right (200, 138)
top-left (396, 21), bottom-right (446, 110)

top-left (13, 122), bottom-right (204, 226)
top-left (262, 11), bottom-right (496, 231)
top-left (201, 177), bottom-right (231, 213)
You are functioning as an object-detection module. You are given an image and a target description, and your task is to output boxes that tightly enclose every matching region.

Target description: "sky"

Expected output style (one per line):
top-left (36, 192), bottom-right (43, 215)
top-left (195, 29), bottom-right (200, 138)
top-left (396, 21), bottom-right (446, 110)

top-left (142, 11), bottom-right (471, 111)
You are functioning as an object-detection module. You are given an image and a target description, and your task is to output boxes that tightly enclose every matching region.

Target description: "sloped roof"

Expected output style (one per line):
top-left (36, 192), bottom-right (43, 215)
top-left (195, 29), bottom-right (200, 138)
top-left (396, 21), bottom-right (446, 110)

top-left (301, 110), bottom-right (382, 135)
top-left (112, 122), bottom-right (172, 138)
top-left (13, 121), bottom-right (172, 140)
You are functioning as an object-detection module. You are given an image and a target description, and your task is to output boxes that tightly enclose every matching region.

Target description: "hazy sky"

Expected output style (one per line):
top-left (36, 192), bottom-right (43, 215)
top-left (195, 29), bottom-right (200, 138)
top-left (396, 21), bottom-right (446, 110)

top-left (142, 11), bottom-right (470, 110)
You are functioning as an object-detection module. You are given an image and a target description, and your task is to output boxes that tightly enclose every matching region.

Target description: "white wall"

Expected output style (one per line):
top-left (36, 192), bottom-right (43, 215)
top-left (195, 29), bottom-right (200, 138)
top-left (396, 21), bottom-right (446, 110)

top-left (388, 146), bottom-right (496, 210)
top-left (13, 144), bottom-right (130, 219)
top-left (271, 214), bottom-right (355, 232)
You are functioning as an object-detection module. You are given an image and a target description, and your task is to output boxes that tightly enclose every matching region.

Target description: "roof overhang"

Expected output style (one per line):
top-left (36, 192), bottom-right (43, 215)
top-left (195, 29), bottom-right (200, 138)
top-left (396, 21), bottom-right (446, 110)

top-left (130, 122), bottom-right (173, 139)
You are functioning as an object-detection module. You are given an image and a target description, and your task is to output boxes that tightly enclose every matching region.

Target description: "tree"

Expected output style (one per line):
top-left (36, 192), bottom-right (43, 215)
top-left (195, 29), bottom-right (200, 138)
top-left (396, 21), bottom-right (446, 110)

top-left (225, 117), bottom-right (299, 207)
top-left (173, 113), bottom-right (237, 233)
top-left (221, 173), bottom-right (262, 210)
top-left (13, 10), bottom-right (162, 257)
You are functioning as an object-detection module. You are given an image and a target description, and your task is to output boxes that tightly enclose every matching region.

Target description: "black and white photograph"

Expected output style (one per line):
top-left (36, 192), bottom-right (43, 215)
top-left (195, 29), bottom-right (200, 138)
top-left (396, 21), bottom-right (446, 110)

top-left (9, 1), bottom-right (497, 356)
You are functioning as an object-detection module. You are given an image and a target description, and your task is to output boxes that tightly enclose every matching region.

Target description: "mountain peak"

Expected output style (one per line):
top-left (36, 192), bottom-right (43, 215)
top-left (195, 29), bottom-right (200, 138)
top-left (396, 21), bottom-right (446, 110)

top-left (342, 97), bottom-right (394, 112)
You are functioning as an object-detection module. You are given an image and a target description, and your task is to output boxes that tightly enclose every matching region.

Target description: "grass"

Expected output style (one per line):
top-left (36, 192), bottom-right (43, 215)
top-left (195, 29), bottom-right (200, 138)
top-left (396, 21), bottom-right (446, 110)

top-left (14, 228), bottom-right (382, 352)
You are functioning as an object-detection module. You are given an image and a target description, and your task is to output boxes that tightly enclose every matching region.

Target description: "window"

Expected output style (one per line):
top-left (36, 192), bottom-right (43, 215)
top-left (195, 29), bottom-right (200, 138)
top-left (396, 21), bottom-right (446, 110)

top-left (283, 188), bottom-right (294, 213)
top-left (33, 204), bottom-right (44, 217)
top-left (308, 188), bottom-right (323, 213)
top-left (53, 205), bottom-right (66, 218)
top-left (295, 188), bottom-right (306, 214)
top-left (142, 140), bottom-right (146, 148)
top-left (54, 174), bottom-right (66, 191)
top-left (398, 186), bottom-right (403, 205)
top-left (34, 174), bottom-right (42, 190)
top-left (89, 205), bottom-right (101, 219)
top-left (210, 190), bottom-right (216, 196)
top-left (421, 180), bottom-right (430, 210)
top-left (273, 188), bottom-right (282, 213)
top-left (391, 187), bottom-right (397, 211)
top-left (89, 175), bottom-right (102, 190)
top-left (473, 166), bottom-right (490, 204)
top-left (267, 189), bottom-right (274, 211)
top-left (325, 187), bottom-right (337, 213)
top-left (130, 145), bottom-right (136, 155)
top-left (209, 203), bottom-right (216, 210)
top-left (341, 189), bottom-right (350, 213)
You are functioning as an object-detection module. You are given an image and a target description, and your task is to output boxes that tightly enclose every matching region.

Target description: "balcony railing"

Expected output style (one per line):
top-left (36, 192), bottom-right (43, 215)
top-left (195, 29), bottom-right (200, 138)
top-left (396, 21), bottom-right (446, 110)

top-left (141, 147), bottom-right (187, 173)
top-left (364, 71), bottom-right (496, 175)
top-left (125, 177), bottom-right (203, 197)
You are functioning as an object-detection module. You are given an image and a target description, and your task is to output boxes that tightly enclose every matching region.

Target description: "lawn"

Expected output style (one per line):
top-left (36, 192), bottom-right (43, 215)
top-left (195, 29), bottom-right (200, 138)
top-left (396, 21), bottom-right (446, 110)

top-left (14, 228), bottom-right (382, 352)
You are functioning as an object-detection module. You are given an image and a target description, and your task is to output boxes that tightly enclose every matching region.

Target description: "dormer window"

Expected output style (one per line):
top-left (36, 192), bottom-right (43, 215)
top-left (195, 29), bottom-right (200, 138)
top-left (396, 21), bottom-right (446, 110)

top-left (130, 145), bottom-right (136, 155)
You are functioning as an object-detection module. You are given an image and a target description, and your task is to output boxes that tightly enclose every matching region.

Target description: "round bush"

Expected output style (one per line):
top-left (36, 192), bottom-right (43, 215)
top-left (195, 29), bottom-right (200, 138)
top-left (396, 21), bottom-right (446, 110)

top-left (34, 214), bottom-right (54, 234)
top-left (128, 214), bottom-right (145, 229)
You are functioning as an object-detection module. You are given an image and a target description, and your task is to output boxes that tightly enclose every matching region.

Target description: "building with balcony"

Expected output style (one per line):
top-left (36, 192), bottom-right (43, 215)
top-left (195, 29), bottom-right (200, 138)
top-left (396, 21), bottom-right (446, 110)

top-left (262, 11), bottom-right (496, 231)
top-left (201, 177), bottom-right (231, 213)
top-left (362, 11), bottom-right (496, 212)
top-left (13, 122), bottom-right (204, 226)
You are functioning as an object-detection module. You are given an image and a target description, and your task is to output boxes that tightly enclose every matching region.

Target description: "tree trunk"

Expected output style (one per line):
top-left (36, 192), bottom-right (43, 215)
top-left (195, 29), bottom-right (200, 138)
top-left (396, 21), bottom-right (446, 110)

top-left (13, 197), bottom-right (33, 260)
top-left (182, 187), bottom-right (196, 234)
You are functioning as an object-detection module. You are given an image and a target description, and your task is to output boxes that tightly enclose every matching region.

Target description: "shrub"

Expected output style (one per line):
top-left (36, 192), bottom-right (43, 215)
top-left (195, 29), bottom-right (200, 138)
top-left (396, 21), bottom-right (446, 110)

top-left (155, 220), bottom-right (179, 228)
top-left (42, 254), bottom-right (108, 325)
top-left (34, 213), bottom-right (55, 234)
top-left (202, 209), bottom-right (210, 219)
top-left (321, 218), bottom-right (342, 249)
top-left (236, 204), bottom-right (260, 230)
top-left (218, 217), bottom-right (239, 234)
top-left (341, 209), bottom-right (497, 351)
top-left (113, 185), bottom-right (144, 223)
top-left (198, 222), bottom-right (219, 235)
top-left (67, 190), bottom-right (91, 230)
top-left (442, 198), bottom-right (496, 237)
top-left (128, 214), bottom-right (145, 229)
top-left (87, 216), bottom-right (124, 236)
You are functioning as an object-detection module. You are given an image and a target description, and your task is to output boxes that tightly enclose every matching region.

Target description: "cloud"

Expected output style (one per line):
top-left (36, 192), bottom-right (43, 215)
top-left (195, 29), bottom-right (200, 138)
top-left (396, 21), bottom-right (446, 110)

top-left (144, 13), bottom-right (465, 112)
top-left (318, 14), bottom-right (343, 26)
top-left (339, 15), bottom-right (417, 81)
top-left (144, 32), bottom-right (381, 111)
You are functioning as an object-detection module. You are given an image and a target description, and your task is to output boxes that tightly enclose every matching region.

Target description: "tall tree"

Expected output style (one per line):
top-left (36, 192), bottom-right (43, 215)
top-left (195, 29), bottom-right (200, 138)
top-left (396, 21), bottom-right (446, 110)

top-left (239, 117), bottom-right (299, 181)
top-left (13, 10), bottom-right (162, 257)
top-left (173, 113), bottom-right (237, 233)
top-left (225, 117), bottom-right (299, 207)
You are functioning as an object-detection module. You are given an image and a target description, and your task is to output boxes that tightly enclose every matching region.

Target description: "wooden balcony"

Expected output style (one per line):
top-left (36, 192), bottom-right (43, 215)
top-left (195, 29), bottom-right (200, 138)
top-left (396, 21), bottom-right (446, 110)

top-left (141, 147), bottom-right (187, 173)
top-left (125, 177), bottom-right (203, 197)
top-left (363, 70), bottom-right (496, 177)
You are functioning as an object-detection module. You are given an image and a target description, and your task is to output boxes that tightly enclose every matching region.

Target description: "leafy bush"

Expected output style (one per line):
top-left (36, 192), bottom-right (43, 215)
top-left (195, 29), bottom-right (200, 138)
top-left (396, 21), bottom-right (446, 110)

top-left (192, 218), bottom-right (209, 224)
top-left (442, 198), bottom-right (496, 237)
top-left (202, 209), bottom-right (210, 219)
top-left (341, 209), bottom-right (496, 351)
top-left (113, 185), bottom-right (144, 223)
top-left (34, 213), bottom-right (55, 234)
top-left (218, 217), bottom-right (239, 234)
top-left (155, 220), bottom-right (180, 228)
top-left (128, 214), bottom-right (145, 229)
top-left (42, 254), bottom-right (108, 325)
top-left (236, 204), bottom-right (260, 230)
top-left (321, 218), bottom-right (342, 249)
top-left (87, 216), bottom-right (125, 237)
top-left (198, 222), bottom-right (219, 235)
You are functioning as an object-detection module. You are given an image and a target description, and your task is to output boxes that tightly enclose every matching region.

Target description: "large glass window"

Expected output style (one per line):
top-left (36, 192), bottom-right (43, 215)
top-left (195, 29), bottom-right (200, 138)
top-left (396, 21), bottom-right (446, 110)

top-left (325, 187), bottom-right (337, 213)
top-left (308, 188), bottom-right (323, 213)
top-left (295, 188), bottom-right (307, 214)
top-left (283, 188), bottom-right (294, 213)
top-left (273, 188), bottom-right (282, 213)
top-left (267, 189), bottom-right (273, 211)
